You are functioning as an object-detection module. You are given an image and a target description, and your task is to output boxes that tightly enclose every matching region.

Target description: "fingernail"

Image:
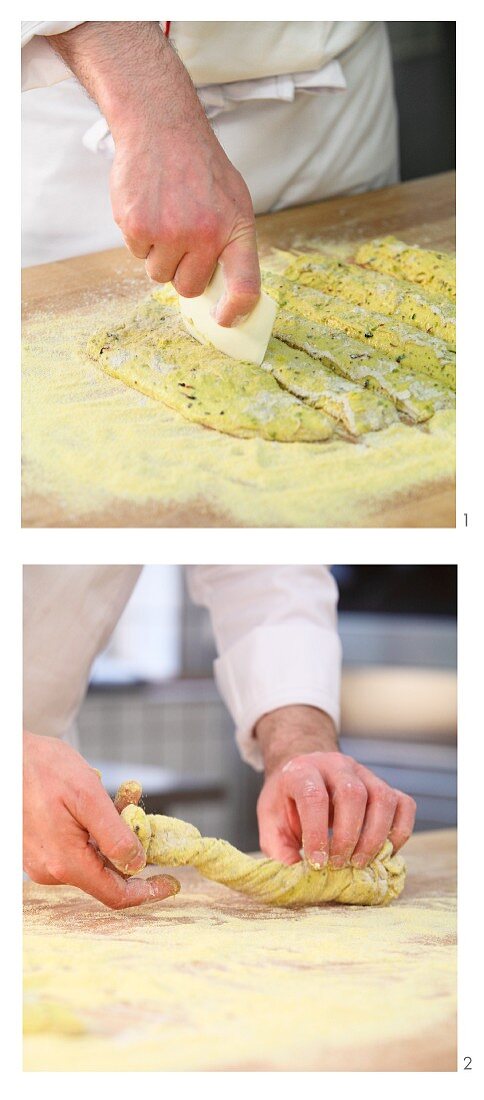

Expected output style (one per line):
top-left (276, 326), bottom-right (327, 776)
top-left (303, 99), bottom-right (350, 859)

top-left (308, 850), bottom-right (328, 870)
top-left (351, 854), bottom-right (368, 869)
top-left (329, 856), bottom-right (346, 869)
top-left (149, 874), bottom-right (180, 899)
top-left (113, 843), bottom-right (145, 875)
top-left (211, 297), bottom-right (228, 326)
top-left (130, 850), bottom-right (147, 873)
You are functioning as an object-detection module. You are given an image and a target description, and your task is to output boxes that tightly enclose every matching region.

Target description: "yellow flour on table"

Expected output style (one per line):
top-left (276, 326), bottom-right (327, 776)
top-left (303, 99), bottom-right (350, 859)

top-left (22, 239), bottom-right (456, 527)
top-left (23, 842), bottom-right (456, 1072)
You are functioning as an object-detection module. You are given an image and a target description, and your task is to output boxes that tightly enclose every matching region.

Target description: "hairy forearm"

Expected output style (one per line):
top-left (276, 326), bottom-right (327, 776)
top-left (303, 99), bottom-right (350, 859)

top-left (255, 705), bottom-right (339, 775)
top-left (48, 21), bottom-right (208, 141)
top-left (49, 20), bottom-right (260, 323)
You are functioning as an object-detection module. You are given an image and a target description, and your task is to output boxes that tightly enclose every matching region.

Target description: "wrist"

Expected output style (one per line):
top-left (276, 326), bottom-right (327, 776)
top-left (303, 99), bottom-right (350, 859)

top-left (255, 705), bottom-right (339, 776)
top-left (49, 21), bottom-right (206, 143)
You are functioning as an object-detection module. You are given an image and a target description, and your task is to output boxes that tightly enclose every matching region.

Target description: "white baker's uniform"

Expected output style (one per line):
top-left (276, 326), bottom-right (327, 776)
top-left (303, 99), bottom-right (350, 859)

top-left (23, 565), bottom-right (341, 770)
top-left (21, 21), bottom-right (399, 266)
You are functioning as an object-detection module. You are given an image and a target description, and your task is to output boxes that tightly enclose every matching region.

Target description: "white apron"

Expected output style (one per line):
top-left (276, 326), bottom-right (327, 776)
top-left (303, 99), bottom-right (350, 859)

top-left (22, 21), bottom-right (398, 266)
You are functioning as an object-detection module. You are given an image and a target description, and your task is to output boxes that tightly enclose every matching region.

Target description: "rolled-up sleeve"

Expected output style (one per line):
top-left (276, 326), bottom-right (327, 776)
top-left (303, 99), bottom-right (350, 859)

top-left (21, 22), bottom-right (84, 91)
top-left (186, 565), bottom-right (341, 770)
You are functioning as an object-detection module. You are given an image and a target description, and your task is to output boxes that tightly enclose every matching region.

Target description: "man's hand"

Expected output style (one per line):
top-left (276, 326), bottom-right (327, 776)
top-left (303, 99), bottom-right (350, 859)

top-left (23, 732), bottom-right (179, 908)
top-left (49, 22), bottom-right (260, 326)
top-left (255, 706), bottom-right (416, 869)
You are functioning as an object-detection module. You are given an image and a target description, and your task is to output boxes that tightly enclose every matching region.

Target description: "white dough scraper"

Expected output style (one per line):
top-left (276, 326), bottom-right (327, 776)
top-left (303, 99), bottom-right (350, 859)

top-left (178, 263), bottom-right (277, 366)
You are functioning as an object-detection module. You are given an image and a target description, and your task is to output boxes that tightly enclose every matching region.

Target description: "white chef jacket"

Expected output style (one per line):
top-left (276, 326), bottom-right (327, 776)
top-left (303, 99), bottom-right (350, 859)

top-left (21, 21), bottom-right (398, 265)
top-left (23, 565), bottom-right (341, 770)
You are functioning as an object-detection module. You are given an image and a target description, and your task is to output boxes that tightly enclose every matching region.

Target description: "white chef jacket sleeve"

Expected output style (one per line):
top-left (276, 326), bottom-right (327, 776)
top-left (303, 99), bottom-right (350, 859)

top-left (21, 21), bottom-right (85, 91)
top-left (186, 565), bottom-right (341, 770)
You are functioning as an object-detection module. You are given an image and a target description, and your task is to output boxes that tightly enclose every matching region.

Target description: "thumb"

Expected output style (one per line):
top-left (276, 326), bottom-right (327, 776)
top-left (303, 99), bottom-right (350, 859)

top-left (214, 230), bottom-right (261, 327)
top-left (70, 779), bottom-right (146, 875)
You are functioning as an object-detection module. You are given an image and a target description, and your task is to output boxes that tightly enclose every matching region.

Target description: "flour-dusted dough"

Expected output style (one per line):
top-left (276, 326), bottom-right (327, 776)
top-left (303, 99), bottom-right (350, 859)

top-left (121, 804), bottom-right (406, 908)
top-left (87, 300), bottom-right (335, 443)
top-left (281, 253), bottom-right (456, 348)
top-left (355, 237), bottom-right (456, 302)
top-left (87, 237), bottom-right (455, 442)
top-left (274, 310), bottom-right (454, 422)
top-left (263, 272), bottom-right (456, 388)
top-left (262, 337), bottom-right (398, 435)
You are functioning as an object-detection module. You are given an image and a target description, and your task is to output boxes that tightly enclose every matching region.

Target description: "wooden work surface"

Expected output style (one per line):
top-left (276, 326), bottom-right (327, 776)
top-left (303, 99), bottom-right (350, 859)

top-left (22, 172), bottom-right (455, 528)
top-left (24, 828), bottom-right (456, 1072)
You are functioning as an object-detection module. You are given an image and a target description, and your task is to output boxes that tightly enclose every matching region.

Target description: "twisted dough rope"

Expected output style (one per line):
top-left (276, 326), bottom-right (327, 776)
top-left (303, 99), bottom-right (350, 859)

top-left (119, 795), bottom-right (406, 908)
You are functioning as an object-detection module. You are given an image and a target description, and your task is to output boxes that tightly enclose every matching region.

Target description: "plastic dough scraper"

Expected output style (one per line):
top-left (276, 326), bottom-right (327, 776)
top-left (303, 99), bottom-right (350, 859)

top-left (178, 263), bottom-right (277, 366)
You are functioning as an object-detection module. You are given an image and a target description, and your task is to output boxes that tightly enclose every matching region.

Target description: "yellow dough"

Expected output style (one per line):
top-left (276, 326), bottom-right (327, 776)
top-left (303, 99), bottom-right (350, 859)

top-left (282, 253), bottom-right (456, 349)
top-left (355, 236), bottom-right (456, 301)
top-left (262, 337), bottom-right (398, 435)
top-left (121, 804), bottom-right (406, 908)
top-left (87, 300), bottom-right (335, 444)
top-left (274, 309), bottom-right (454, 422)
top-left (263, 272), bottom-right (456, 388)
top-left (87, 299), bottom-right (397, 440)
top-left (87, 237), bottom-right (455, 444)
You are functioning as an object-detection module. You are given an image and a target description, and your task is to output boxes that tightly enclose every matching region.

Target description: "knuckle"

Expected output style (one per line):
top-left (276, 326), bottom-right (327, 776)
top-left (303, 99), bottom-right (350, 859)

top-left (147, 266), bottom-right (170, 285)
top-left (301, 783), bottom-right (326, 805)
top-left (107, 833), bottom-right (133, 864)
top-left (282, 756), bottom-right (304, 776)
top-left (173, 273), bottom-right (205, 298)
top-left (75, 779), bottom-right (93, 811)
top-left (24, 860), bottom-right (47, 883)
top-left (107, 893), bottom-right (127, 911)
top-left (232, 279), bottom-right (260, 301)
top-left (375, 786), bottom-right (398, 811)
top-left (338, 778), bottom-right (366, 802)
top-left (122, 213), bottom-right (149, 241)
top-left (47, 860), bottom-right (68, 883)
top-left (158, 221), bottom-right (182, 249)
top-left (338, 753), bottom-right (355, 767)
top-left (394, 791), bottom-right (417, 815)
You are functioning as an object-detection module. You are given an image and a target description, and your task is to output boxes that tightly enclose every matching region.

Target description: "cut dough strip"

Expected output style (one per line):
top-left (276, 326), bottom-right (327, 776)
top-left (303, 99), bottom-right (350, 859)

top-left (280, 253), bottom-right (456, 349)
top-left (263, 273), bottom-right (455, 389)
top-left (355, 236), bottom-right (456, 302)
top-left (274, 309), bottom-right (454, 422)
top-left (121, 803), bottom-right (406, 908)
top-left (263, 338), bottom-right (398, 435)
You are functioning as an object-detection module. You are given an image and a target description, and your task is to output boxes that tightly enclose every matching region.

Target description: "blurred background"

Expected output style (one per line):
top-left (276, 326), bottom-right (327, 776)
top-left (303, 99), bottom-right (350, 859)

top-left (78, 565), bottom-right (457, 851)
top-left (388, 21), bottom-right (455, 180)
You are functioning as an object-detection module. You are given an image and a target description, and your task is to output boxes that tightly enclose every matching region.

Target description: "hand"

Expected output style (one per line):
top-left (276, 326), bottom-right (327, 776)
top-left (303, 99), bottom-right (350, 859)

top-left (255, 706), bottom-right (416, 869)
top-left (49, 21), bottom-right (260, 326)
top-left (23, 732), bottom-right (179, 908)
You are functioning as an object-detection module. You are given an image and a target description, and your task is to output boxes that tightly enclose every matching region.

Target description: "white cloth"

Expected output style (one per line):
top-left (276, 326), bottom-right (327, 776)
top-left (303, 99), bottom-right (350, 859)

top-left (82, 61), bottom-right (347, 158)
top-left (21, 21), bottom-right (82, 91)
top-left (21, 21), bottom-right (369, 91)
top-left (21, 21), bottom-right (398, 266)
top-left (23, 566), bottom-right (341, 770)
